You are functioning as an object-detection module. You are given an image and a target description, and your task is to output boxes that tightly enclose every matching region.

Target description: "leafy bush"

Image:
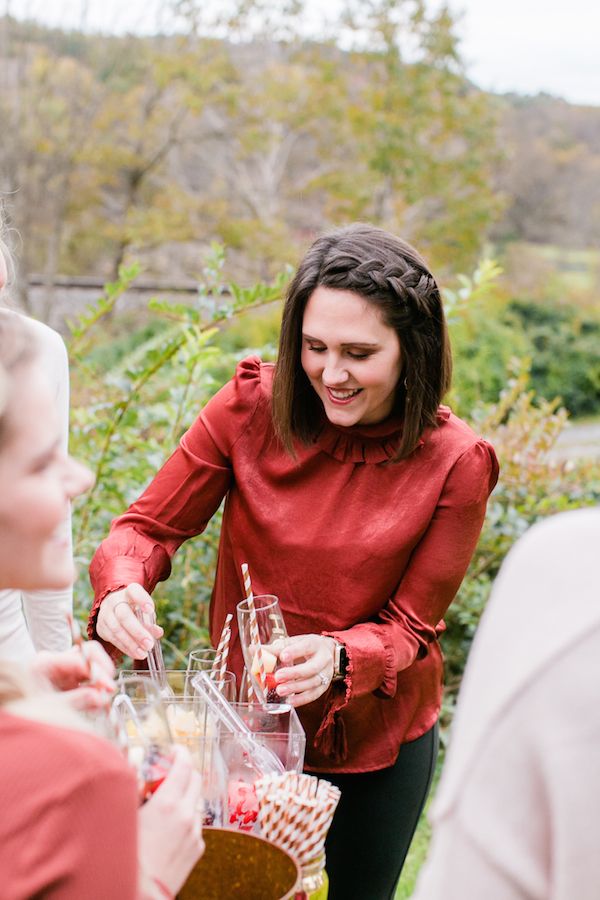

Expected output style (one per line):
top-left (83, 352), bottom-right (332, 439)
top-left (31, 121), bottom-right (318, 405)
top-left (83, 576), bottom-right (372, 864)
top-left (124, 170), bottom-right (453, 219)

top-left (447, 265), bottom-right (600, 419)
top-left (69, 251), bottom-right (289, 663)
top-left (446, 261), bottom-right (530, 416)
top-left (507, 298), bottom-right (600, 417)
top-left (441, 363), bottom-right (600, 722)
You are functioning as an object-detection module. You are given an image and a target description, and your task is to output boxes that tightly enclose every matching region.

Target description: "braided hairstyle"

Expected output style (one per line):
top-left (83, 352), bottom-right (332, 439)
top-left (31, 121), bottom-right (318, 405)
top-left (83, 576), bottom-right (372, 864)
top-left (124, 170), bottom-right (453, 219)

top-left (272, 223), bottom-right (452, 460)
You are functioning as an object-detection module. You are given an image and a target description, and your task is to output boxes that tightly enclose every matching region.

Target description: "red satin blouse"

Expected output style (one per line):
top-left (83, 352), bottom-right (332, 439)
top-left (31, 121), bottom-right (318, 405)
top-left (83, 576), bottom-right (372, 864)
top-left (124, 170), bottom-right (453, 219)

top-left (89, 357), bottom-right (499, 773)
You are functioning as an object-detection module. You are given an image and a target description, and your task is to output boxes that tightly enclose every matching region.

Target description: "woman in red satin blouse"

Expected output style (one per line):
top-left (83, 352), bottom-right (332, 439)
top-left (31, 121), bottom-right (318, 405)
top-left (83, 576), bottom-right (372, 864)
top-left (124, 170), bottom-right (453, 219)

top-left (89, 223), bottom-right (499, 900)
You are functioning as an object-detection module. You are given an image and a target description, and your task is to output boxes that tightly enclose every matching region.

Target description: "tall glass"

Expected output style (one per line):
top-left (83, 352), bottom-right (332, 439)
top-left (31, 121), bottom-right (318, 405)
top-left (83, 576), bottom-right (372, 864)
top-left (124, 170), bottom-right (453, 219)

top-left (162, 695), bottom-right (228, 827)
top-left (112, 675), bottom-right (174, 803)
top-left (186, 647), bottom-right (218, 672)
top-left (236, 594), bottom-right (288, 707)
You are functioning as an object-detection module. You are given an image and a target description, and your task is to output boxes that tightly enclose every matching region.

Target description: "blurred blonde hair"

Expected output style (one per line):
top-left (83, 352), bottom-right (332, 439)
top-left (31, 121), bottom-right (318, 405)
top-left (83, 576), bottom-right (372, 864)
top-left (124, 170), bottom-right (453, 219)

top-left (0, 237), bottom-right (10, 287)
top-left (0, 315), bottom-right (42, 706)
top-left (0, 311), bottom-right (38, 440)
top-left (0, 660), bottom-right (92, 730)
top-left (0, 201), bottom-right (15, 292)
top-left (0, 661), bottom-right (37, 704)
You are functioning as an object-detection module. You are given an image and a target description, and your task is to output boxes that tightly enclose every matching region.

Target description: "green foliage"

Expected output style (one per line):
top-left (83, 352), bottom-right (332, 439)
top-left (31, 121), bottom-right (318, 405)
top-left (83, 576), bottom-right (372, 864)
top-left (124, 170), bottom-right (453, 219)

top-left (69, 250), bottom-right (289, 660)
top-left (441, 362), bottom-right (600, 718)
top-left (2, 4), bottom-right (503, 290)
top-left (441, 264), bottom-right (600, 716)
top-left (446, 261), bottom-right (600, 420)
top-left (446, 260), bottom-right (530, 415)
top-left (508, 298), bottom-right (600, 418)
top-left (337, 1), bottom-right (502, 271)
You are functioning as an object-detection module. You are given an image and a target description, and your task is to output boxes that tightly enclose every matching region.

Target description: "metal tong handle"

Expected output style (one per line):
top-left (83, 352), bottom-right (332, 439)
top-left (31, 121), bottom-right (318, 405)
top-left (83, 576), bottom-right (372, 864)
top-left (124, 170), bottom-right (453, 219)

top-left (134, 607), bottom-right (174, 698)
top-left (111, 692), bottom-right (150, 749)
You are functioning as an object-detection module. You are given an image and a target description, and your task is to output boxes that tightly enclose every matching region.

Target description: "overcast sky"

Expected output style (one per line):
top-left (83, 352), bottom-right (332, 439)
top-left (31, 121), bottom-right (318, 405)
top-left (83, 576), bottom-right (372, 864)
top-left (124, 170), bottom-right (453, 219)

top-left (4, 0), bottom-right (599, 107)
top-left (443, 0), bottom-right (600, 107)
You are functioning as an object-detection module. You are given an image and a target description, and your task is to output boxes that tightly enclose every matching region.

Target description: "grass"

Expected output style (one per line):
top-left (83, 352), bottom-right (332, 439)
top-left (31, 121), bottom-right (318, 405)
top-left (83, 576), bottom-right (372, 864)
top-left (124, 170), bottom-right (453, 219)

top-left (394, 762), bottom-right (442, 898)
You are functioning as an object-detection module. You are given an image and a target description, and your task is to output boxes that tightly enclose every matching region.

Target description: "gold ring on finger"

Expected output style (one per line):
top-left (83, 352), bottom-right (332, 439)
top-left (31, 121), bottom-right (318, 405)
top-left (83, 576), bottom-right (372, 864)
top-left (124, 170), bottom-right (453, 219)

top-left (114, 600), bottom-right (133, 615)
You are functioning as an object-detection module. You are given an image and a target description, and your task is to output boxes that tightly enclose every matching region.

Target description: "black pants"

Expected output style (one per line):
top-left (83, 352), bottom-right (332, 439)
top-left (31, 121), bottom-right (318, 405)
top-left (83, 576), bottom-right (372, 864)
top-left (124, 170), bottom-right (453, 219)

top-left (319, 724), bottom-right (438, 900)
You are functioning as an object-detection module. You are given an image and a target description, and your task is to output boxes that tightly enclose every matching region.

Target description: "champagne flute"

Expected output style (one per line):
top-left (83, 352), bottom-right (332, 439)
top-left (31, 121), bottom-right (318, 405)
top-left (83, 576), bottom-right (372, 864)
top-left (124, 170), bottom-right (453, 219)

top-left (184, 648), bottom-right (237, 702)
top-left (236, 594), bottom-right (288, 707)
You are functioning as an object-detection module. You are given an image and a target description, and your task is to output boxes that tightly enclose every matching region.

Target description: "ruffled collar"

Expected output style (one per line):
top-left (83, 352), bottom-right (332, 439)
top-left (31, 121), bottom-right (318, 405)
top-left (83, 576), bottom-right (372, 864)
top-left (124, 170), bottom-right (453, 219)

top-left (314, 406), bottom-right (451, 464)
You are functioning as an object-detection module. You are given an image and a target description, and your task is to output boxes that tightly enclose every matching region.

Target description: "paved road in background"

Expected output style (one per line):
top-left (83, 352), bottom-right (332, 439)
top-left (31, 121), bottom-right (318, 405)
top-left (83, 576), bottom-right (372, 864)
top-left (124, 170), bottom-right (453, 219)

top-left (551, 421), bottom-right (600, 461)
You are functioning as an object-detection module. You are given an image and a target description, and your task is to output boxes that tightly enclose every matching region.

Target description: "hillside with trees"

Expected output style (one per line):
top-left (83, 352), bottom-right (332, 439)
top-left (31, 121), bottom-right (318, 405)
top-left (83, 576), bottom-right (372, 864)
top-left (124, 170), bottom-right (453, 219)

top-left (2, 4), bottom-right (598, 302)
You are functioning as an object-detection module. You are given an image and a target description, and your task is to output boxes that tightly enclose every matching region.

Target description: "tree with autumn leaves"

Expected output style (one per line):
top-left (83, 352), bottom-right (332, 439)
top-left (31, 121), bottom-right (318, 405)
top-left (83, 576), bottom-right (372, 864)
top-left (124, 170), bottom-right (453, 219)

top-left (0, 0), bottom-right (500, 294)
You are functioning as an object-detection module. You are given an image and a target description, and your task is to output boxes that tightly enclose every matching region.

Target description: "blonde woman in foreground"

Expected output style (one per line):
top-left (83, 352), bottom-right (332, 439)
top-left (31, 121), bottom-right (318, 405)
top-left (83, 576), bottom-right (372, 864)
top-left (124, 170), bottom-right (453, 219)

top-left (0, 314), bottom-right (204, 899)
top-left (0, 231), bottom-right (73, 658)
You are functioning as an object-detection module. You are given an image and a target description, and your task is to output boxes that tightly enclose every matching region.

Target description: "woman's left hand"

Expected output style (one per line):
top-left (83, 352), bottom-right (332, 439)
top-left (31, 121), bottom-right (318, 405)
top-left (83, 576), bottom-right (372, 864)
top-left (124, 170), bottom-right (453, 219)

top-left (274, 634), bottom-right (336, 707)
top-left (32, 643), bottom-right (116, 709)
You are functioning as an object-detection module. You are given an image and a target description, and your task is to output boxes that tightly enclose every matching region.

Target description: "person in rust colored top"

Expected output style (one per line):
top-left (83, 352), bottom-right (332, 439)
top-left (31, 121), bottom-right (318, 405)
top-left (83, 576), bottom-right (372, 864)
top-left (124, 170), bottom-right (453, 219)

top-left (89, 224), bottom-right (499, 900)
top-left (0, 313), bottom-right (203, 900)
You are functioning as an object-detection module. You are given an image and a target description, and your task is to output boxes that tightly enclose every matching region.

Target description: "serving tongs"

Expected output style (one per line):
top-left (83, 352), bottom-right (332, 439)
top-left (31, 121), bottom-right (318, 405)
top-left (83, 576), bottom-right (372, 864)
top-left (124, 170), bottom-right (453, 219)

top-left (192, 671), bottom-right (285, 775)
top-left (111, 692), bottom-right (151, 752)
top-left (134, 607), bottom-right (175, 700)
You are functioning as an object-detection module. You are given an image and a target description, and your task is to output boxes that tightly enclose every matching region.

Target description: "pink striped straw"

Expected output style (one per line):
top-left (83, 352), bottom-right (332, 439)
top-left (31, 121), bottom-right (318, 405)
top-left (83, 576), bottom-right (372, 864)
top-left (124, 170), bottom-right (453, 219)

top-left (255, 774), bottom-right (341, 865)
top-left (218, 627), bottom-right (231, 687)
top-left (244, 666), bottom-right (255, 704)
top-left (241, 562), bottom-right (266, 700)
top-left (211, 613), bottom-right (233, 684)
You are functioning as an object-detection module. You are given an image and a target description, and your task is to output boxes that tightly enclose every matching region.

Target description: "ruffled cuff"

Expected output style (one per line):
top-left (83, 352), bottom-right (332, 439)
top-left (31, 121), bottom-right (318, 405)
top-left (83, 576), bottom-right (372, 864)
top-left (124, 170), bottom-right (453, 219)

top-left (372, 633), bottom-right (399, 699)
top-left (327, 627), bottom-right (392, 697)
top-left (313, 680), bottom-right (350, 764)
top-left (87, 583), bottom-right (128, 662)
top-left (87, 553), bottom-right (156, 660)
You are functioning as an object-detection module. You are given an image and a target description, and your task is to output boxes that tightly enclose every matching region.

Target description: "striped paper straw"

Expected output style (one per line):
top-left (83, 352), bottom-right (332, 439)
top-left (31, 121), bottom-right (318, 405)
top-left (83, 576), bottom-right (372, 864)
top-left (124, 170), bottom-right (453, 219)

top-left (211, 613), bottom-right (233, 683)
top-left (284, 796), bottom-right (317, 853)
top-left (255, 774), bottom-right (341, 865)
top-left (241, 562), bottom-right (266, 700)
top-left (244, 667), bottom-right (255, 704)
top-left (218, 628), bottom-right (231, 687)
top-left (295, 793), bottom-right (340, 863)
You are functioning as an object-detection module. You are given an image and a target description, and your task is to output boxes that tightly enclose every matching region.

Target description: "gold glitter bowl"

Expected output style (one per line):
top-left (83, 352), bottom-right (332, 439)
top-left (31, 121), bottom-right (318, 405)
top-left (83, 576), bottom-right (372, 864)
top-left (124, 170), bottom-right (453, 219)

top-left (178, 827), bottom-right (300, 900)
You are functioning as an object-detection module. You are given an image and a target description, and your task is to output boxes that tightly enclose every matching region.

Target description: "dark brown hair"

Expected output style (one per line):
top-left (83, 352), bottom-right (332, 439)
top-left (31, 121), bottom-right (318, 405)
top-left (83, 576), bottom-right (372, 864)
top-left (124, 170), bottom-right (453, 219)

top-left (272, 223), bottom-right (452, 460)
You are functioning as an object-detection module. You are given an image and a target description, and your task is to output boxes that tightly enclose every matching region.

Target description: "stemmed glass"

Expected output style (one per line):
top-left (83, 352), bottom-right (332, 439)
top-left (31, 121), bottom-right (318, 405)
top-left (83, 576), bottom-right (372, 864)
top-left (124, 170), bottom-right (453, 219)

top-left (112, 675), bottom-right (174, 803)
top-left (236, 594), bottom-right (288, 707)
top-left (184, 647), bottom-right (237, 702)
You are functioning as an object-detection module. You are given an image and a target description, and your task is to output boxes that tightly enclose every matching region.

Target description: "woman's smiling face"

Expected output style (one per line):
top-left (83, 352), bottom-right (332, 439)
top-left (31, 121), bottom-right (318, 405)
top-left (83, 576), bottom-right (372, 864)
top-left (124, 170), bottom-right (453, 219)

top-left (301, 286), bottom-right (402, 428)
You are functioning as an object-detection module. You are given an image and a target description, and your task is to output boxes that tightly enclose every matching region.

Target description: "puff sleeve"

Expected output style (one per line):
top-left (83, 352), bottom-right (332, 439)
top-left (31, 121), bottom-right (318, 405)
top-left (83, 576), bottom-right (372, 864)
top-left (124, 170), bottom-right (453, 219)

top-left (88, 357), bottom-right (264, 648)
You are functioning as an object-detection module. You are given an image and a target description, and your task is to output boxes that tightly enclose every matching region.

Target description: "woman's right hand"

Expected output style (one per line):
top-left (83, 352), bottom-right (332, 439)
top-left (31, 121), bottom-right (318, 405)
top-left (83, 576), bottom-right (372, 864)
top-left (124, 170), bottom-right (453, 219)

top-left (138, 745), bottom-right (204, 898)
top-left (95, 583), bottom-right (163, 659)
